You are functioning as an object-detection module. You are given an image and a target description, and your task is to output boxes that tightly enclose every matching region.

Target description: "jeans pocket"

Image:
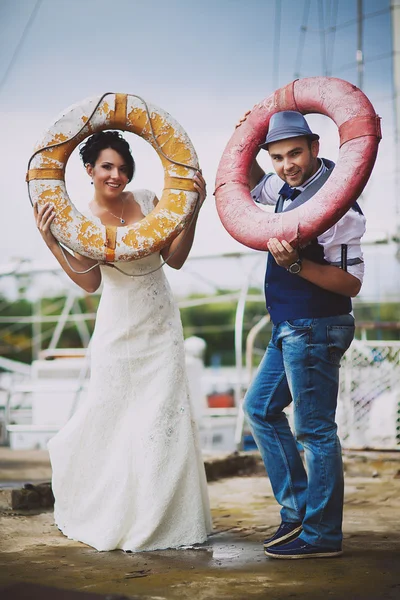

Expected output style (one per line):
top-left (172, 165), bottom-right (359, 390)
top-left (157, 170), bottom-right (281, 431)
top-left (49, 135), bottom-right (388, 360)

top-left (285, 319), bottom-right (313, 331)
top-left (327, 324), bottom-right (355, 365)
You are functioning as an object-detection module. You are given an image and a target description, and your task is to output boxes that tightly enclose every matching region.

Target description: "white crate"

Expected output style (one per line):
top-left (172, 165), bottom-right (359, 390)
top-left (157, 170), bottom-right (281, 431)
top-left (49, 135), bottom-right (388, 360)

top-left (7, 425), bottom-right (58, 450)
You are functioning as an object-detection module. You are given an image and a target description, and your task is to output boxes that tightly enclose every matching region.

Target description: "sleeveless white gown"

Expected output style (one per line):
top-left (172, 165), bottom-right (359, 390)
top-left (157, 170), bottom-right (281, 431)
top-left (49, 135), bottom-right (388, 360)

top-left (48, 189), bottom-right (212, 552)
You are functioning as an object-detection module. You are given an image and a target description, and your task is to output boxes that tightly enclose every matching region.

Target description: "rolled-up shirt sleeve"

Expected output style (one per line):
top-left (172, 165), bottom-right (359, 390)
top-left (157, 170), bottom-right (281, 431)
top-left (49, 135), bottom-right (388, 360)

top-left (318, 209), bottom-right (366, 283)
top-left (251, 173), bottom-right (283, 206)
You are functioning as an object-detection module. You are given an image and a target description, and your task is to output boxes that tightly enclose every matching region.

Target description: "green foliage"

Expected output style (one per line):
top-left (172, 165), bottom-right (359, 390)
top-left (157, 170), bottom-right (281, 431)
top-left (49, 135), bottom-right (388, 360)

top-left (0, 294), bottom-right (98, 364)
top-left (180, 298), bottom-right (235, 365)
top-left (353, 302), bottom-right (400, 341)
top-left (0, 292), bottom-right (399, 365)
top-left (180, 290), bottom-right (271, 366)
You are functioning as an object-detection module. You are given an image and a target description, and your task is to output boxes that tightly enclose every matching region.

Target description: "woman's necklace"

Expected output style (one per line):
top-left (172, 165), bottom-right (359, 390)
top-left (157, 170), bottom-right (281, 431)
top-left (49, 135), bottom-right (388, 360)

top-left (103, 198), bottom-right (125, 224)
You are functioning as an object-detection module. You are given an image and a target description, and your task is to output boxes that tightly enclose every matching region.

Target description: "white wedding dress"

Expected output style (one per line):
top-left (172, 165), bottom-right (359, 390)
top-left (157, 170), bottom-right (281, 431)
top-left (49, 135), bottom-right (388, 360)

top-left (48, 189), bottom-right (212, 552)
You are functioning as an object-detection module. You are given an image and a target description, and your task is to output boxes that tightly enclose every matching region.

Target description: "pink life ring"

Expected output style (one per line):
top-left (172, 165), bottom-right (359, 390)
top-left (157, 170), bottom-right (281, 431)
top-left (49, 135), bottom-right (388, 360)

top-left (214, 77), bottom-right (381, 250)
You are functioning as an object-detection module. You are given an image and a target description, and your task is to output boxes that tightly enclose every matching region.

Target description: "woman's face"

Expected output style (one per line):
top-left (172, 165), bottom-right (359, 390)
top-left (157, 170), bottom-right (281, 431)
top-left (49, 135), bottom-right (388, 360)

top-left (86, 148), bottom-right (130, 198)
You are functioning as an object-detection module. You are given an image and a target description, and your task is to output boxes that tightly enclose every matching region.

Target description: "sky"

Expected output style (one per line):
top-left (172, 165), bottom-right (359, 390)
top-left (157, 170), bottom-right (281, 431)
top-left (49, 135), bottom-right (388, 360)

top-left (0, 0), bottom-right (398, 301)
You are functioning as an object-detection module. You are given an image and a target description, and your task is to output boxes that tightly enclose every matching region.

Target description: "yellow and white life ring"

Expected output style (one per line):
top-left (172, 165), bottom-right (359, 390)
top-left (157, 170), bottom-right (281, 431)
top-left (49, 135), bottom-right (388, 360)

top-left (27, 93), bottom-right (199, 262)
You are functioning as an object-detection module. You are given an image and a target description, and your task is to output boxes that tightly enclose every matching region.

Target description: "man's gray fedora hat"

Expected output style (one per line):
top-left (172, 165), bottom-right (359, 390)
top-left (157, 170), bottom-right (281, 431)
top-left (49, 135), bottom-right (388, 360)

top-left (259, 110), bottom-right (320, 149)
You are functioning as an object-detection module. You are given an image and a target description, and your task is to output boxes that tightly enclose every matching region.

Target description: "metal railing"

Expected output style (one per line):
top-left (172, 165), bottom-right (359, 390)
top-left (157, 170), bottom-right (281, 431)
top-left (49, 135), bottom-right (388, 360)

top-left (338, 340), bottom-right (400, 450)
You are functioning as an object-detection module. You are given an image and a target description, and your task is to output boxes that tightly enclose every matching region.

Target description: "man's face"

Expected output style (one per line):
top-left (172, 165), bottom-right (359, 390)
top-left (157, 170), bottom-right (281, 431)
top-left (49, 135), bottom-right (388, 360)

top-left (268, 136), bottom-right (319, 187)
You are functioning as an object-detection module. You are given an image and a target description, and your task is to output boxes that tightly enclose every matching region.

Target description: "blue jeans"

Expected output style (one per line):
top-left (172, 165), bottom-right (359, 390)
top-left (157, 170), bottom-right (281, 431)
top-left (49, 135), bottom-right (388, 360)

top-left (243, 314), bottom-right (355, 549)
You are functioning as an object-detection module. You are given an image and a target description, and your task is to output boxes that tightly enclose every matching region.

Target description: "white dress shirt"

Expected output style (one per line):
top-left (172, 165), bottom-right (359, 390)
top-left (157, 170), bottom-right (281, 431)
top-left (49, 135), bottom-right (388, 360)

top-left (251, 160), bottom-right (366, 283)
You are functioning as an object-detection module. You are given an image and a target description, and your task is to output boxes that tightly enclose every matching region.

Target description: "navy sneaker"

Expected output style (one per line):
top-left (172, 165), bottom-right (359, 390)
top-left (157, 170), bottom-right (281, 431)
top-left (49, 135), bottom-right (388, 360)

top-left (264, 537), bottom-right (343, 559)
top-left (263, 522), bottom-right (303, 549)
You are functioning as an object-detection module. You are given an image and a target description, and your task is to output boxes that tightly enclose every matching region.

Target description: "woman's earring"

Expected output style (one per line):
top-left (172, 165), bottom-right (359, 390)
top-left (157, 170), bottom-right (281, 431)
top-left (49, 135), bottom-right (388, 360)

top-left (91, 180), bottom-right (93, 185)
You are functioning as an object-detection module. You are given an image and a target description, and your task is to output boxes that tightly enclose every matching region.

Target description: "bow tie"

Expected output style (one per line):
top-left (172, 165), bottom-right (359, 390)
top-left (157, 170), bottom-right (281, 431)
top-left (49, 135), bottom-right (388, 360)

top-left (279, 183), bottom-right (301, 201)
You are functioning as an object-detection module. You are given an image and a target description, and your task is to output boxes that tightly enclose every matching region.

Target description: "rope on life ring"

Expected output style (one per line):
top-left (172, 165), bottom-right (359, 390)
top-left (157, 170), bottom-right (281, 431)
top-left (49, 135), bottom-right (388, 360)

top-left (214, 77), bottom-right (382, 250)
top-left (27, 93), bottom-right (199, 262)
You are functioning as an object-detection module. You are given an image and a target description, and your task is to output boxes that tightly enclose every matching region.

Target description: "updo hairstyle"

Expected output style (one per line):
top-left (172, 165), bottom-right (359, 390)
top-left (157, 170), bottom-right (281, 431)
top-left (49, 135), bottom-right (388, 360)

top-left (79, 131), bottom-right (135, 182)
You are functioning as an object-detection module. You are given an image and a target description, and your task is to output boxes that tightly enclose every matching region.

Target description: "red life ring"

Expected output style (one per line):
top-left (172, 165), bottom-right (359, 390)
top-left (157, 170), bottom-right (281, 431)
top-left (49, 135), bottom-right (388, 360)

top-left (215, 77), bottom-right (381, 250)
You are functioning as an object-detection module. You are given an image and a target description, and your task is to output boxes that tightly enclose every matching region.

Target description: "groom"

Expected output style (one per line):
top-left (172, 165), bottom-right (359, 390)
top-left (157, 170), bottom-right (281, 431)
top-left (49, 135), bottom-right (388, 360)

top-left (242, 111), bottom-right (366, 559)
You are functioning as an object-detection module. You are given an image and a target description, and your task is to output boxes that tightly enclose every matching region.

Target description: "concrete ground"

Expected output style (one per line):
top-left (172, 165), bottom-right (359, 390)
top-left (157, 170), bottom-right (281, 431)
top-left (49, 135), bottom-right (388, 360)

top-left (1, 449), bottom-right (400, 600)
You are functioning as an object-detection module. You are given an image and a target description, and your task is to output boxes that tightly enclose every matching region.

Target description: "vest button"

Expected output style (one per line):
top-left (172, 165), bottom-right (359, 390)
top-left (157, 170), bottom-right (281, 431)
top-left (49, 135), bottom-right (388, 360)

top-left (267, 306), bottom-right (271, 310)
top-left (265, 284), bottom-right (269, 288)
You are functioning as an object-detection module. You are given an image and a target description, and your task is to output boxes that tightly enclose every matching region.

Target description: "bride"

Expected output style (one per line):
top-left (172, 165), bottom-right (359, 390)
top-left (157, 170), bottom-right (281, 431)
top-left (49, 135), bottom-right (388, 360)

top-left (34, 130), bottom-right (212, 552)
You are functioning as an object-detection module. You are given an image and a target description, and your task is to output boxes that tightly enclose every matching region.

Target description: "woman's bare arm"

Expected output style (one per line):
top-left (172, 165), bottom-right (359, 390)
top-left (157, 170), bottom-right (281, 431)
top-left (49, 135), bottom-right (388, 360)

top-left (160, 171), bottom-right (207, 270)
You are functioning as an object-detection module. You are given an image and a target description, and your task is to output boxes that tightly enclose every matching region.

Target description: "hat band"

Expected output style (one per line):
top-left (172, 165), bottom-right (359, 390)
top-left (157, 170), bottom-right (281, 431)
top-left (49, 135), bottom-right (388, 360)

top-left (267, 126), bottom-right (313, 140)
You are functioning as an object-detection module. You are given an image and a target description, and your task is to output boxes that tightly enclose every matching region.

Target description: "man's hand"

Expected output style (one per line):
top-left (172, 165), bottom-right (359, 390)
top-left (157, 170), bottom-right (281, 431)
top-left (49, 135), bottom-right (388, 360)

top-left (268, 238), bottom-right (299, 269)
top-left (268, 238), bottom-right (362, 296)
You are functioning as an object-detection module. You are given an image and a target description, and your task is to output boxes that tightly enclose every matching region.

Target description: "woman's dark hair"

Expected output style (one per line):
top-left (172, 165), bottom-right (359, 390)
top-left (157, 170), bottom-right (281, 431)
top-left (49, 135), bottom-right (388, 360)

top-left (79, 131), bottom-right (135, 182)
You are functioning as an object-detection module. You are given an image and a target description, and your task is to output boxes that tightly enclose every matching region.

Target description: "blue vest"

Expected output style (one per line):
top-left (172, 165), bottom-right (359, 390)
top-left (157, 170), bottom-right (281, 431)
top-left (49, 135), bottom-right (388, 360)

top-left (265, 159), bottom-right (362, 325)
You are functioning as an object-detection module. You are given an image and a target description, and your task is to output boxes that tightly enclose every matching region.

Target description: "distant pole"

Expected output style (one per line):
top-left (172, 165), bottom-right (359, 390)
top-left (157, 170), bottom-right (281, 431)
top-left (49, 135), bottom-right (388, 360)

top-left (391, 0), bottom-right (400, 258)
top-left (32, 298), bottom-right (41, 361)
top-left (356, 0), bottom-right (364, 205)
top-left (357, 0), bottom-right (364, 90)
top-left (273, 0), bottom-right (281, 90)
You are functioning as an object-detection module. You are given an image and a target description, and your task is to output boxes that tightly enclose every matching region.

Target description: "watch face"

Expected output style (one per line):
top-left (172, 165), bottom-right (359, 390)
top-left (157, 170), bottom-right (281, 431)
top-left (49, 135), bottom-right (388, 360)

top-left (289, 262), bottom-right (301, 274)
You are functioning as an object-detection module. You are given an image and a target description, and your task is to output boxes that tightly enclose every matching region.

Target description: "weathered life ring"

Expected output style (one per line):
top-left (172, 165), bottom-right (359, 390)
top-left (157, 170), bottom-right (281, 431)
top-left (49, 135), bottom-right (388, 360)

top-left (27, 93), bottom-right (199, 262)
top-left (215, 77), bottom-right (381, 250)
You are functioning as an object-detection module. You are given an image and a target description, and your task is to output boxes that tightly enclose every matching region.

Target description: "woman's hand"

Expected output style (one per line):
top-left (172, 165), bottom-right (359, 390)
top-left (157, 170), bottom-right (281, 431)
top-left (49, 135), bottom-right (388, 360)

top-left (235, 109), bottom-right (251, 129)
top-left (193, 171), bottom-right (207, 207)
top-left (267, 238), bottom-right (299, 269)
top-left (33, 202), bottom-right (101, 293)
top-left (34, 202), bottom-right (57, 249)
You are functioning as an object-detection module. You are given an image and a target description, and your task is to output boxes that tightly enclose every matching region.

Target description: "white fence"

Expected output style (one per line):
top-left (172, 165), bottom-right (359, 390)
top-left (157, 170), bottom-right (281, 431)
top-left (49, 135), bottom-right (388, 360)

top-left (338, 340), bottom-right (400, 450)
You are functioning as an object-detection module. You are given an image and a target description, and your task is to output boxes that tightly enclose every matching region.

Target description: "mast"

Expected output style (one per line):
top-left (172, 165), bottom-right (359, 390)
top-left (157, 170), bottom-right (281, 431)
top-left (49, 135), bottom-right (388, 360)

top-left (357, 0), bottom-right (364, 90)
top-left (391, 0), bottom-right (400, 258)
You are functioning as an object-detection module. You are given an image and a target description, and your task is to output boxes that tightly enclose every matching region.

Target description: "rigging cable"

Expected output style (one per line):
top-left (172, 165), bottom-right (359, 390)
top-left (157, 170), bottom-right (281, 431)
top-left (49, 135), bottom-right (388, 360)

top-left (335, 6), bottom-right (389, 32)
top-left (336, 51), bottom-right (392, 74)
top-left (0, 0), bottom-right (43, 95)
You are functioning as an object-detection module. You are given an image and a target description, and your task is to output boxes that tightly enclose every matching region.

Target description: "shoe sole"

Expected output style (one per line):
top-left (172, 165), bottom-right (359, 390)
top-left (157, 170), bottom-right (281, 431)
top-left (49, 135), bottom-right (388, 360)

top-left (263, 525), bottom-right (303, 549)
top-left (264, 549), bottom-right (343, 559)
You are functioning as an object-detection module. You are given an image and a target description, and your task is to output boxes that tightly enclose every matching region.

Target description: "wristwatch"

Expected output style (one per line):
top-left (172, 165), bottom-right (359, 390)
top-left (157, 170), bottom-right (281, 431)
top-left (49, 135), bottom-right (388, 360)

top-left (287, 259), bottom-right (302, 274)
